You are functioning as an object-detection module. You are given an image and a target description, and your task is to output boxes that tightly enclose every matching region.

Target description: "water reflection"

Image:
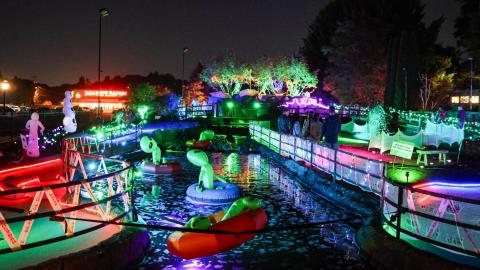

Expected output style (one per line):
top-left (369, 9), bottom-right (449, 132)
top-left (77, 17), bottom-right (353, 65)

top-left (137, 153), bottom-right (366, 269)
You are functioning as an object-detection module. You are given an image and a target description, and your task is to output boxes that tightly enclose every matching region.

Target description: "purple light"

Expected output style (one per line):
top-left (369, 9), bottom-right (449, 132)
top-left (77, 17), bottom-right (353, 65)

top-left (281, 97), bottom-right (329, 109)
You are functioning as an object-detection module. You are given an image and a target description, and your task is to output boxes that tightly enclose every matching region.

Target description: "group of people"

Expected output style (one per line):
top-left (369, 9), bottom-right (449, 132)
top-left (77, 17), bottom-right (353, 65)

top-left (278, 106), bottom-right (341, 149)
top-left (431, 105), bottom-right (466, 128)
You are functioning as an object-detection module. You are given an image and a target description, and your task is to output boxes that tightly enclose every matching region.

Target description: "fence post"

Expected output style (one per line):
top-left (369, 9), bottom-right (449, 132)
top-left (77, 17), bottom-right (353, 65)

top-left (268, 130), bottom-right (271, 150)
top-left (310, 140), bottom-right (313, 165)
top-left (333, 148), bottom-right (338, 182)
top-left (396, 185), bottom-right (404, 239)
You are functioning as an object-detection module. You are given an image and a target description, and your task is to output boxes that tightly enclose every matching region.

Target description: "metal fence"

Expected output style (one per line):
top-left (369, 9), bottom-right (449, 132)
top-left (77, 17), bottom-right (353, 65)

top-left (250, 124), bottom-right (480, 259)
top-left (382, 181), bottom-right (480, 258)
top-left (177, 105), bottom-right (214, 120)
top-left (249, 124), bottom-right (384, 195)
top-left (0, 138), bottom-right (134, 254)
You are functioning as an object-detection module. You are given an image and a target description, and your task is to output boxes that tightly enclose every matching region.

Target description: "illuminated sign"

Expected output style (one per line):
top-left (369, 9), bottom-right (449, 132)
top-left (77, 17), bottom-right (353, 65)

top-left (84, 90), bottom-right (127, 97)
top-left (281, 97), bottom-right (329, 109)
top-left (471, 96), bottom-right (479, 104)
top-left (451, 96), bottom-right (459, 104)
top-left (460, 96), bottom-right (470, 104)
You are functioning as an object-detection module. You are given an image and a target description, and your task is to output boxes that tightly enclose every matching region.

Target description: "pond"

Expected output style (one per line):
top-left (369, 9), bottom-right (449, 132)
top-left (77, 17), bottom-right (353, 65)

top-left (135, 152), bottom-right (370, 269)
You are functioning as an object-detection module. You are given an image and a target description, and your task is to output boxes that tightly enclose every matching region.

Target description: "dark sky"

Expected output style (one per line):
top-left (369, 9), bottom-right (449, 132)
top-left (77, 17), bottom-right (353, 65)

top-left (0, 0), bottom-right (461, 86)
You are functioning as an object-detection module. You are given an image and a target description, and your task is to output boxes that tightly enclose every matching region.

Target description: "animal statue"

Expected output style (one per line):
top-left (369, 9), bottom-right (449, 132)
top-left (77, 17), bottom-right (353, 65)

top-left (186, 149), bottom-right (227, 192)
top-left (62, 91), bottom-right (77, 133)
top-left (140, 136), bottom-right (161, 164)
top-left (25, 112), bottom-right (45, 157)
top-left (184, 197), bottom-right (262, 229)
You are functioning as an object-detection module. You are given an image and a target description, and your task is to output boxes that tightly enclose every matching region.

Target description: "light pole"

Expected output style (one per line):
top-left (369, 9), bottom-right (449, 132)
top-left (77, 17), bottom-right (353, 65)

top-left (468, 57), bottom-right (474, 110)
top-left (402, 67), bottom-right (407, 110)
top-left (98, 8), bottom-right (109, 121)
top-left (182, 47), bottom-right (189, 100)
top-left (1, 80), bottom-right (10, 115)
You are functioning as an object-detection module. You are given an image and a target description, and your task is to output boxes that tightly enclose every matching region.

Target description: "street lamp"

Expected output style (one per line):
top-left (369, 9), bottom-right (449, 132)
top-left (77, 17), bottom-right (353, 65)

top-left (97, 8), bottom-right (109, 121)
top-left (1, 80), bottom-right (10, 115)
top-left (182, 47), bottom-right (189, 99)
top-left (468, 57), bottom-right (474, 110)
top-left (402, 67), bottom-right (407, 110)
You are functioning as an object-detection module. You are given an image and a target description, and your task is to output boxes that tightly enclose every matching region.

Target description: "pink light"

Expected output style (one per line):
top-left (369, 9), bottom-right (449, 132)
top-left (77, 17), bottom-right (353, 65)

top-left (0, 159), bottom-right (61, 175)
top-left (413, 182), bottom-right (480, 189)
top-left (281, 97), bottom-right (329, 109)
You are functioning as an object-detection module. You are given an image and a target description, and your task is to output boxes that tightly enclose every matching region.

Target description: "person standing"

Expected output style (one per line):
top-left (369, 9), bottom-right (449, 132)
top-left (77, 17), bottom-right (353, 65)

top-left (457, 105), bottom-right (466, 128)
top-left (320, 106), bottom-right (341, 149)
top-left (309, 113), bottom-right (323, 141)
top-left (292, 115), bottom-right (303, 137)
top-left (302, 112), bottom-right (312, 138)
top-left (278, 111), bottom-right (291, 134)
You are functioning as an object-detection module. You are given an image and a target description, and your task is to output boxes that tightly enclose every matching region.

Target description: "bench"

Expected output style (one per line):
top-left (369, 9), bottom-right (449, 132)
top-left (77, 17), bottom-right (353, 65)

top-left (416, 149), bottom-right (448, 166)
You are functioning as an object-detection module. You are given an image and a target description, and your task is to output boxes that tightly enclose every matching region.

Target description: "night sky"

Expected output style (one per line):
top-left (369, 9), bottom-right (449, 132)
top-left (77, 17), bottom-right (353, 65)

top-left (0, 0), bottom-right (461, 86)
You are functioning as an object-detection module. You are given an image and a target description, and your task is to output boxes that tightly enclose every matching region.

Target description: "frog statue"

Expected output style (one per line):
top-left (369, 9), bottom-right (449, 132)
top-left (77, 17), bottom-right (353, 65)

top-left (186, 149), bottom-right (227, 192)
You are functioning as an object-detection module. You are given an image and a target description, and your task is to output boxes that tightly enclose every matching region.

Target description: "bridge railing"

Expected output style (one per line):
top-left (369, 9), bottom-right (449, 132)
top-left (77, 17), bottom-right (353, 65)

top-left (250, 124), bottom-right (480, 259)
top-left (249, 124), bottom-right (384, 195)
top-left (382, 181), bottom-right (480, 258)
top-left (0, 138), bottom-right (134, 254)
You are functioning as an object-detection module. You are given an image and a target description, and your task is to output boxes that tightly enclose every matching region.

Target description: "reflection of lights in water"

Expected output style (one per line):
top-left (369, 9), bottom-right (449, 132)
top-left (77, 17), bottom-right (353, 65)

top-left (180, 259), bottom-right (204, 269)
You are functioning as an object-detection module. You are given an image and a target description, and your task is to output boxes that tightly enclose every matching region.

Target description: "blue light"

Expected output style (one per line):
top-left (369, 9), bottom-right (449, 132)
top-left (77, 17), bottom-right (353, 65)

top-left (87, 162), bottom-right (96, 171)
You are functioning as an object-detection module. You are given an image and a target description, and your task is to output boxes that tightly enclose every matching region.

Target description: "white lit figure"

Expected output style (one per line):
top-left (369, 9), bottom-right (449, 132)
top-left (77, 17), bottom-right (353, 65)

top-left (25, 112), bottom-right (45, 157)
top-left (62, 91), bottom-right (77, 133)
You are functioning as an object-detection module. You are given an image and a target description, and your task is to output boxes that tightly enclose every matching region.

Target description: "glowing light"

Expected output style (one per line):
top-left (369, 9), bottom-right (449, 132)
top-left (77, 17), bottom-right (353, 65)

top-left (1, 80), bottom-right (10, 91)
top-left (84, 90), bottom-right (127, 97)
top-left (413, 182), bottom-right (480, 189)
top-left (87, 162), bottom-right (96, 171)
top-left (281, 97), bottom-right (329, 109)
top-left (0, 158), bottom-right (61, 175)
top-left (226, 101), bottom-right (234, 109)
top-left (253, 101), bottom-right (261, 109)
top-left (471, 96), bottom-right (479, 104)
top-left (137, 105), bottom-right (150, 123)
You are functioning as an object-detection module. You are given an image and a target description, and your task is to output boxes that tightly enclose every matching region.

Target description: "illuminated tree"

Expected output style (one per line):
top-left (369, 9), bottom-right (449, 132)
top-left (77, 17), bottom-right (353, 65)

top-left (183, 81), bottom-right (205, 105)
top-left (128, 83), bottom-right (157, 108)
top-left (276, 57), bottom-right (317, 97)
top-left (252, 58), bottom-right (276, 94)
top-left (200, 56), bottom-right (252, 96)
top-left (419, 57), bottom-right (455, 110)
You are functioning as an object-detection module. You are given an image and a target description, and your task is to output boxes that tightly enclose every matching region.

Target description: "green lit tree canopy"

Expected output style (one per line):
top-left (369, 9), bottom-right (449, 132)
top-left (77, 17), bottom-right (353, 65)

top-left (200, 55), bottom-right (317, 97)
top-left (276, 57), bottom-right (318, 97)
top-left (200, 56), bottom-right (252, 96)
top-left (128, 83), bottom-right (157, 108)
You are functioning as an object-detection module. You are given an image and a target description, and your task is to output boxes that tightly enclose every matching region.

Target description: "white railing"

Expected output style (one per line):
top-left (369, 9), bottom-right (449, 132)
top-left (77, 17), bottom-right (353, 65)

top-left (249, 124), bottom-right (385, 196)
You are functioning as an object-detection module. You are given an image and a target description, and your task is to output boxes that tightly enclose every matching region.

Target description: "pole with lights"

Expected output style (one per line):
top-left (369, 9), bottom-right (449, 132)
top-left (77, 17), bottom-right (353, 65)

top-left (182, 47), bottom-right (189, 101)
top-left (468, 57), bottom-right (474, 110)
top-left (1, 80), bottom-right (10, 115)
top-left (98, 8), bottom-right (109, 121)
top-left (402, 67), bottom-right (407, 110)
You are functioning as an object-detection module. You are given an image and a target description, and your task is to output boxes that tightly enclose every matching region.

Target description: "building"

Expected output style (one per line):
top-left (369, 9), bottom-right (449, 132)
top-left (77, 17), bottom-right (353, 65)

top-left (450, 89), bottom-right (479, 109)
top-left (72, 87), bottom-right (128, 112)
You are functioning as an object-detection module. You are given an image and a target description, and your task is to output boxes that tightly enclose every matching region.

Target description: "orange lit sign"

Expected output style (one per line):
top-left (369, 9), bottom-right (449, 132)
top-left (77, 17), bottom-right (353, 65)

top-left (84, 90), bottom-right (127, 97)
top-left (451, 96), bottom-right (459, 104)
top-left (460, 96), bottom-right (470, 104)
top-left (471, 96), bottom-right (479, 104)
